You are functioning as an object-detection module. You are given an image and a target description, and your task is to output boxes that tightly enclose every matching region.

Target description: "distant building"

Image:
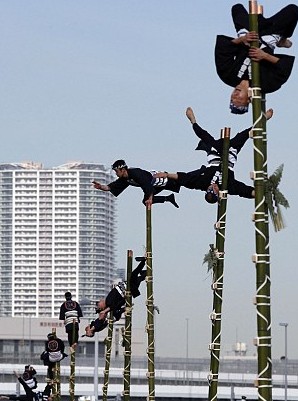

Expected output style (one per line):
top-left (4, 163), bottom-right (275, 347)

top-left (0, 316), bottom-right (130, 363)
top-left (0, 161), bottom-right (116, 317)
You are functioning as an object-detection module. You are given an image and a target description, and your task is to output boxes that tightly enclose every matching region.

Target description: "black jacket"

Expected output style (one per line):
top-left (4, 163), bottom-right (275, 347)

top-left (215, 35), bottom-right (294, 93)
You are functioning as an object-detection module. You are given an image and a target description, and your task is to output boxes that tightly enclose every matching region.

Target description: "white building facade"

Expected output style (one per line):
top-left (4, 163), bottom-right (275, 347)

top-left (0, 161), bottom-right (117, 318)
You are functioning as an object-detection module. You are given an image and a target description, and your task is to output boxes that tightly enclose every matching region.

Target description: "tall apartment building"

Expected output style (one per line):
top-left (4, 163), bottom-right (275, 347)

top-left (0, 161), bottom-right (117, 318)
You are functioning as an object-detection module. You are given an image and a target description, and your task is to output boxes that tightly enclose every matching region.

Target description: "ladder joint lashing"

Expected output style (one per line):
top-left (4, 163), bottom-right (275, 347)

top-left (252, 253), bottom-right (270, 263)
top-left (250, 170), bottom-right (264, 180)
top-left (214, 221), bottom-right (226, 230)
top-left (209, 311), bottom-right (221, 321)
top-left (208, 342), bottom-right (221, 350)
top-left (219, 190), bottom-right (228, 199)
top-left (211, 282), bottom-right (223, 290)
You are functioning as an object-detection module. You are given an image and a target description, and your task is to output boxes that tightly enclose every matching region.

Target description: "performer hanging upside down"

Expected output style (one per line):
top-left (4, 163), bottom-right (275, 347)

top-left (99, 256), bottom-right (146, 318)
top-left (84, 256), bottom-right (147, 337)
top-left (92, 160), bottom-right (180, 209)
top-left (59, 291), bottom-right (83, 348)
top-left (84, 314), bottom-right (109, 338)
top-left (215, 3), bottom-right (298, 114)
top-left (155, 107), bottom-right (273, 203)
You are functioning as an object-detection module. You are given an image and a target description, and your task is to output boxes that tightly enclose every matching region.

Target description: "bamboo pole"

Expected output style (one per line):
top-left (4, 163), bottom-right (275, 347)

top-left (123, 250), bottom-right (133, 401)
top-left (249, 2), bottom-right (272, 400)
top-left (102, 312), bottom-right (114, 401)
top-left (208, 128), bottom-right (230, 401)
top-left (146, 205), bottom-right (155, 401)
top-left (69, 320), bottom-right (76, 401)
top-left (51, 328), bottom-right (61, 401)
top-left (261, 93), bottom-right (272, 385)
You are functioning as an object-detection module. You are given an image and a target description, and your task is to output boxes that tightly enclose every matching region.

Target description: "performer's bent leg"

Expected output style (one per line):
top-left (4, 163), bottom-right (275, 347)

top-left (130, 259), bottom-right (146, 298)
top-left (131, 259), bottom-right (146, 278)
top-left (264, 4), bottom-right (298, 38)
top-left (151, 194), bottom-right (179, 208)
top-left (232, 3), bottom-right (298, 39)
top-left (231, 4), bottom-right (249, 32)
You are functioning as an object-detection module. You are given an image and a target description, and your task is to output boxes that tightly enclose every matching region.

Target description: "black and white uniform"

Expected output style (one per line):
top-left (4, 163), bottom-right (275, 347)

top-left (105, 282), bottom-right (127, 316)
top-left (176, 123), bottom-right (254, 199)
top-left (8, 378), bottom-right (51, 401)
top-left (59, 300), bottom-right (83, 346)
top-left (215, 4), bottom-right (297, 92)
top-left (108, 167), bottom-right (180, 204)
top-left (22, 367), bottom-right (37, 390)
top-left (40, 337), bottom-right (67, 380)
top-left (46, 337), bottom-right (66, 363)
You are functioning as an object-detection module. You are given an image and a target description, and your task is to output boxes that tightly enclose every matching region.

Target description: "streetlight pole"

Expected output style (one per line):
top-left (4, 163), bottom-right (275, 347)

top-left (279, 322), bottom-right (288, 401)
top-left (94, 332), bottom-right (99, 401)
top-left (186, 318), bottom-right (189, 361)
top-left (80, 297), bottom-right (98, 400)
top-left (186, 318), bottom-right (189, 385)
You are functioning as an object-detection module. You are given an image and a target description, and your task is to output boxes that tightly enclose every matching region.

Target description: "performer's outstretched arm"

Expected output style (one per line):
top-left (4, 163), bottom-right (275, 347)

top-left (92, 181), bottom-right (111, 191)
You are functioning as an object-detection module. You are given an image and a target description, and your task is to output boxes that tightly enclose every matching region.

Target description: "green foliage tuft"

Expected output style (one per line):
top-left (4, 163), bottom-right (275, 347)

top-left (265, 164), bottom-right (289, 232)
top-left (203, 244), bottom-right (218, 272)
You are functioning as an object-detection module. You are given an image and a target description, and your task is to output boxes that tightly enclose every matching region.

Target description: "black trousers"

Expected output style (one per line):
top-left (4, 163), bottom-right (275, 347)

top-left (142, 178), bottom-right (181, 205)
top-left (130, 259), bottom-right (146, 298)
top-left (177, 167), bottom-right (254, 199)
top-left (17, 377), bottom-right (35, 401)
top-left (65, 322), bottom-right (79, 346)
top-left (232, 3), bottom-right (298, 38)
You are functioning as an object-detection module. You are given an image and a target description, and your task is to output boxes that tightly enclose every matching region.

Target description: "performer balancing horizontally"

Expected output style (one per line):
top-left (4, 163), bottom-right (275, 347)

top-left (92, 160), bottom-right (180, 208)
top-left (59, 291), bottom-right (83, 348)
top-left (155, 107), bottom-right (273, 203)
top-left (84, 256), bottom-right (147, 337)
top-left (215, 3), bottom-right (298, 114)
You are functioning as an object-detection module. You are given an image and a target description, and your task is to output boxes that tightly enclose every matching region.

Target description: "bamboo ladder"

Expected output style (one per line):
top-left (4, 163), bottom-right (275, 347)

top-left (207, 128), bottom-right (230, 401)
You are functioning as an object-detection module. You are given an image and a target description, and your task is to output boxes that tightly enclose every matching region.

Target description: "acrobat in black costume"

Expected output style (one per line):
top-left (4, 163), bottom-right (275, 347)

top-left (176, 122), bottom-right (254, 199)
top-left (59, 291), bottom-right (83, 347)
top-left (93, 160), bottom-right (180, 208)
top-left (155, 107), bottom-right (272, 202)
top-left (84, 257), bottom-right (147, 337)
top-left (40, 334), bottom-right (67, 380)
top-left (3, 374), bottom-right (51, 401)
top-left (21, 366), bottom-right (37, 390)
top-left (215, 3), bottom-right (298, 113)
top-left (99, 257), bottom-right (146, 319)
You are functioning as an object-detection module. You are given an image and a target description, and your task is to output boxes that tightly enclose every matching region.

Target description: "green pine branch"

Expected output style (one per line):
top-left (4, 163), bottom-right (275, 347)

top-left (265, 164), bottom-right (289, 232)
top-left (203, 244), bottom-right (218, 272)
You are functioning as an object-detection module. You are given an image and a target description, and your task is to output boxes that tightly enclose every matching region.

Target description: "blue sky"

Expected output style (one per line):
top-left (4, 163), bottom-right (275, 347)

top-left (0, 0), bottom-right (297, 360)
